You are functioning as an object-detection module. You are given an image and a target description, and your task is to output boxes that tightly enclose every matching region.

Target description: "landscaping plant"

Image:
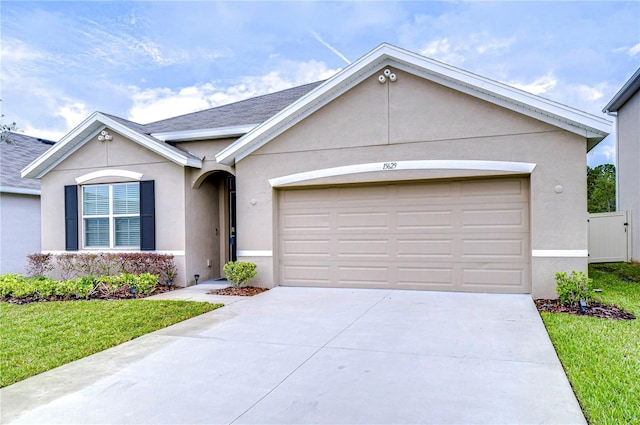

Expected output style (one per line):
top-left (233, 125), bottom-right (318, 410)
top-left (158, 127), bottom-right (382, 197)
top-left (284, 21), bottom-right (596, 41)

top-left (542, 264), bottom-right (639, 425)
top-left (25, 252), bottom-right (178, 284)
top-left (0, 273), bottom-right (162, 302)
top-left (223, 261), bottom-right (257, 287)
top-left (555, 270), bottom-right (594, 307)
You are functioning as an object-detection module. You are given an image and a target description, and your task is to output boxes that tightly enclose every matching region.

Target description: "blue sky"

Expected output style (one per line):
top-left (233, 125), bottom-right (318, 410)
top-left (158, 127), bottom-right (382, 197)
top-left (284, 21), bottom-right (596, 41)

top-left (1, 1), bottom-right (638, 166)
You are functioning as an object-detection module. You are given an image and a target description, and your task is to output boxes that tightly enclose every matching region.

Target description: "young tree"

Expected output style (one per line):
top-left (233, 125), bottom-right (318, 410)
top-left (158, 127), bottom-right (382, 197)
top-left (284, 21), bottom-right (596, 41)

top-left (1, 99), bottom-right (20, 143)
top-left (587, 164), bottom-right (616, 213)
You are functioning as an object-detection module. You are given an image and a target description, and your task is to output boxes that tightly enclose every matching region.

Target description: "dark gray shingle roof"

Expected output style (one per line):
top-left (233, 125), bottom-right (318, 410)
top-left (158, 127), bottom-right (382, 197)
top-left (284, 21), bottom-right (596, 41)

top-left (144, 81), bottom-right (324, 133)
top-left (1, 132), bottom-right (55, 192)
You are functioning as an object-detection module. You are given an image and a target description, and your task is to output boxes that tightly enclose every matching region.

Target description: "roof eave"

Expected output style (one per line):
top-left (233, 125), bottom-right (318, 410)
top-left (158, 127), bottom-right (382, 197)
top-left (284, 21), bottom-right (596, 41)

top-left (22, 113), bottom-right (202, 179)
top-left (217, 43), bottom-right (612, 165)
top-left (602, 68), bottom-right (640, 113)
top-left (152, 124), bottom-right (259, 142)
top-left (0, 186), bottom-right (41, 195)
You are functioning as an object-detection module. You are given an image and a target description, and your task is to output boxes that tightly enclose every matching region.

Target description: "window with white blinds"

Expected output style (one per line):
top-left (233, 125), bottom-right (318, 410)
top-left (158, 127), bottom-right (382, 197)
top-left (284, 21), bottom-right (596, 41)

top-left (82, 183), bottom-right (140, 248)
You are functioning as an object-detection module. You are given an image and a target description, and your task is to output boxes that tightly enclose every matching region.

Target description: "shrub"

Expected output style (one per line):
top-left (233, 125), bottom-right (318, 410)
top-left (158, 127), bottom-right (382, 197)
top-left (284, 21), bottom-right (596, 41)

top-left (0, 272), bottom-right (159, 301)
top-left (555, 271), bottom-right (594, 307)
top-left (133, 273), bottom-right (159, 295)
top-left (223, 261), bottom-right (257, 287)
top-left (26, 253), bottom-right (54, 277)
top-left (0, 274), bottom-right (28, 297)
top-left (26, 253), bottom-right (177, 284)
top-left (56, 253), bottom-right (78, 280)
top-left (33, 277), bottom-right (59, 298)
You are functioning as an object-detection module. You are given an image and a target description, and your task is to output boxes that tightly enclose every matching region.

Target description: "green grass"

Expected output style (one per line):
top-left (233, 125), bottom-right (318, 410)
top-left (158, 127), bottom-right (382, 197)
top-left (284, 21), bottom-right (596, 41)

top-left (541, 264), bottom-right (640, 425)
top-left (0, 300), bottom-right (221, 388)
top-left (590, 261), bottom-right (640, 283)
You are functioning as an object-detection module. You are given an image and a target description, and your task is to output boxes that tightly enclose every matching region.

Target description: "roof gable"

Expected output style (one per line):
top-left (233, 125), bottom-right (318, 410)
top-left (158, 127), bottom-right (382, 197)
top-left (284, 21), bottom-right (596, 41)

top-left (216, 43), bottom-right (612, 165)
top-left (22, 112), bottom-right (202, 179)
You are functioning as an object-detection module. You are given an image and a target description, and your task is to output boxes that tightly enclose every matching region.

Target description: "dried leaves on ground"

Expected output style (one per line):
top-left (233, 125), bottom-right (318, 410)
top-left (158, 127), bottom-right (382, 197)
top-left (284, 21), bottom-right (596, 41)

top-left (535, 299), bottom-right (636, 320)
top-left (208, 286), bottom-right (269, 296)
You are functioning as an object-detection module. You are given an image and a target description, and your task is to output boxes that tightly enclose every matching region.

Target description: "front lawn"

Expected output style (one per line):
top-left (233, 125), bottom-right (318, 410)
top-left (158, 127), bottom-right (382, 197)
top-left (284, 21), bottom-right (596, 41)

top-left (0, 300), bottom-right (221, 388)
top-left (540, 265), bottom-right (639, 425)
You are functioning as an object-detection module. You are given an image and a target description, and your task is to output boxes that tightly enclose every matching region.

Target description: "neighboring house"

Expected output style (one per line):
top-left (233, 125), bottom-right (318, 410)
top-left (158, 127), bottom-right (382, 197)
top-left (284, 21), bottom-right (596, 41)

top-left (22, 44), bottom-right (611, 298)
top-left (603, 67), bottom-right (640, 262)
top-left (1, 132), bottom-right (55, 273)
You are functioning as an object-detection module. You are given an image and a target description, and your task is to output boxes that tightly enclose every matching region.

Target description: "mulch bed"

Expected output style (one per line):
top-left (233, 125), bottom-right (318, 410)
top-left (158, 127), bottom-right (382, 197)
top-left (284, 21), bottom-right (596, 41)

top-left (2, 284), bottom-right (177, 305)
top-left (535, 299), bottom-right (636, 320)
top-left (208, 286), bottom-right (269, 297)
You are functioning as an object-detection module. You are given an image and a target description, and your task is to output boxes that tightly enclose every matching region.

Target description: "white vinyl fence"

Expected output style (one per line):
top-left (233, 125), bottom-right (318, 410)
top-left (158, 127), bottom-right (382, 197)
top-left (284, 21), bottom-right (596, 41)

top-left (588, 211), bottom-right (630, 263)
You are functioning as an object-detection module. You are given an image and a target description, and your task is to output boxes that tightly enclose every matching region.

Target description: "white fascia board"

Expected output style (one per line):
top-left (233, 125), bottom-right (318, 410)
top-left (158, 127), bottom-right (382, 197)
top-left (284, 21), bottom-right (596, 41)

top-left (22, 111), bottom-right (102, 179)
top-left (603, 68), bottom-right (640, 113)
top-left (151, 124), bottom-right (259, 142)
top-left (385, 50), bottom-right (611, 136)
top-left (0, 186), bottom-right (41, 195)
top-left (216, 43), bottom-right (611, 165)
top-left (215, 49), bottom-right (386, 165)
top-left (22, 113), bottom-right (202, 179)
top-left (94, 114), bottom-right (203, 168)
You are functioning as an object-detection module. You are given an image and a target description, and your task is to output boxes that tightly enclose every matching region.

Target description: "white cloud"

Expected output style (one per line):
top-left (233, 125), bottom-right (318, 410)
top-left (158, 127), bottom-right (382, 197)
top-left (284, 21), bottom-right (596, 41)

top-left (509, 74), bottom-right (557, 95)
top-left (128, 60), bottom-right (341, 123)
top-left (613, 43), bottom-right (640, 57)
top-left (421, 38), bottom-right (466, 65)
top-left (588, 135), bottom-right (616, 167)
top-left (420, 33), bottom-right (515, 66)
top-left (57, 102), bottom-right (89, 129)
top-left (20, 125), bottom-right (67, 143)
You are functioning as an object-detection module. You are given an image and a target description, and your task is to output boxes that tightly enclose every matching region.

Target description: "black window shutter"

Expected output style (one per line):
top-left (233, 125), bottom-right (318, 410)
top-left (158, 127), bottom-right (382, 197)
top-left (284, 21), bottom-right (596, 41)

top-left (140, 180), bottom-right (155, 251)
top-left (64, 185), bottom-right (79, 251)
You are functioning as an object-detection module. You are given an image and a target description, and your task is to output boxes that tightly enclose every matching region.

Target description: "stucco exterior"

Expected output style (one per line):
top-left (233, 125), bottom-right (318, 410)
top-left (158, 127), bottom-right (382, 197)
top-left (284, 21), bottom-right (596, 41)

top-left (39, 131), bottom-right (190, 283)
top-left (616, 89), bottom-right (640, 261)
top-left (604, 68), bottom-right (640, 262)
top-left (0, 193), bottom-right (42, 274)
top-left (1, 132), bottom-right (53, 274)
top-left (25, 44), bottom-right (610, 298)
top-left (236, 69), bottom-right (588, 298)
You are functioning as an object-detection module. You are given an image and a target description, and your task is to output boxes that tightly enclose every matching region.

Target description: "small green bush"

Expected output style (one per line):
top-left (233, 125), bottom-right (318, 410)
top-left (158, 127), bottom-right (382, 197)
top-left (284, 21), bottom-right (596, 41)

top-left (130, 273), bottom-right (158, 295)
top-left (0, 272), bottom-right (159, 301)
top-left (555, 271), bottom-right (594, 307)
top-left (32, 276), bottom-right (58, 298)
top-left (223, 261), bottom-right (257, 287)
top-left (0, 274), bottom-right (30, 298)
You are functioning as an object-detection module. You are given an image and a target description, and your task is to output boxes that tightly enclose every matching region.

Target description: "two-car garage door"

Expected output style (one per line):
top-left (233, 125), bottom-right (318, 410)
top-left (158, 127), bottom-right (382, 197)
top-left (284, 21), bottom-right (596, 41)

top-left (278, 177), bottom-right (530, 293)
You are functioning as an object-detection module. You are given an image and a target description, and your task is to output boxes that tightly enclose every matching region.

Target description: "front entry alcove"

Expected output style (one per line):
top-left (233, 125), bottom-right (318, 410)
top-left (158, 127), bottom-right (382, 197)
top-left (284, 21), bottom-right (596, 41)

top-left (186, 170), bottom-right (236, 284)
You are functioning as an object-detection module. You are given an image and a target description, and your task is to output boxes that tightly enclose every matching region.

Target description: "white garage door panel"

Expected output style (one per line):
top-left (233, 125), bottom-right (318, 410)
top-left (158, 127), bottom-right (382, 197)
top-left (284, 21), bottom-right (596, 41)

top-left (279, 178), bottom-right (530, 293)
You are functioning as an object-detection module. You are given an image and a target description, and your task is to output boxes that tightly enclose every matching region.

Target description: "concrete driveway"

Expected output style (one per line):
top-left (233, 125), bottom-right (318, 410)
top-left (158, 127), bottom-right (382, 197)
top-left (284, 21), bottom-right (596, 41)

top-left (1, 287), bottom-right (585, 424)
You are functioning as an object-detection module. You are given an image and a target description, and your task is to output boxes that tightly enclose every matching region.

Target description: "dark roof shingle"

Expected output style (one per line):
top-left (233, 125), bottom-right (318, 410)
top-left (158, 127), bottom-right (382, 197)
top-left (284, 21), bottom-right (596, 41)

top-left (144, 81), bottom-right (324, 133)
top-left (1, 132), bottom-right (54, 192)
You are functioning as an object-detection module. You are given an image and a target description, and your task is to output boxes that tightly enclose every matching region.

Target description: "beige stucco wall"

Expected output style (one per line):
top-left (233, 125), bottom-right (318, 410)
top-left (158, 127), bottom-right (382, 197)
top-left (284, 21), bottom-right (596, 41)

top-left (237, 68), bottom-right (589, 298)
top-left (616, 89), bottom-right (640, 261)
top-left (40, 130), bottom-right (190, 284)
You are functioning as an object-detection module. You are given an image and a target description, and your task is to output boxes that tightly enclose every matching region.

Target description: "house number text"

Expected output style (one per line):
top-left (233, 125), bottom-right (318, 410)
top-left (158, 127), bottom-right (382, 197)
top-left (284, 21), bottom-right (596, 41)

top-left (382, 162), bottom-right (397, 170)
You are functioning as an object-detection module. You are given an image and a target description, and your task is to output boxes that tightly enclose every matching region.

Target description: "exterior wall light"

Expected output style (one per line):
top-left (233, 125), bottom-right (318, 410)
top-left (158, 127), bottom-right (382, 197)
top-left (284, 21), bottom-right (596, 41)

top-left (194, 274), bottom-right (200, 284)
top-left (97, 130), bottom-right (113, 141)
top-left (378, 69), bottom-right (397, 84)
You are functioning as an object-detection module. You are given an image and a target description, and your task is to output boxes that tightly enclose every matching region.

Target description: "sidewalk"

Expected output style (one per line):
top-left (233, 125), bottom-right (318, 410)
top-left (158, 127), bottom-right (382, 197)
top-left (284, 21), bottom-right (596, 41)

top-left (146, 280), bottom-right (249, 305)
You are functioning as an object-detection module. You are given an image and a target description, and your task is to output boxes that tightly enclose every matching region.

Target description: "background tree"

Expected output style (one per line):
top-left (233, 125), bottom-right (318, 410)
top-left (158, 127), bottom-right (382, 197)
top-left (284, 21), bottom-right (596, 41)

top-left (1, 99), bottom-right (20, 143)
top-left (587, 164), bottom-right (616, 213)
